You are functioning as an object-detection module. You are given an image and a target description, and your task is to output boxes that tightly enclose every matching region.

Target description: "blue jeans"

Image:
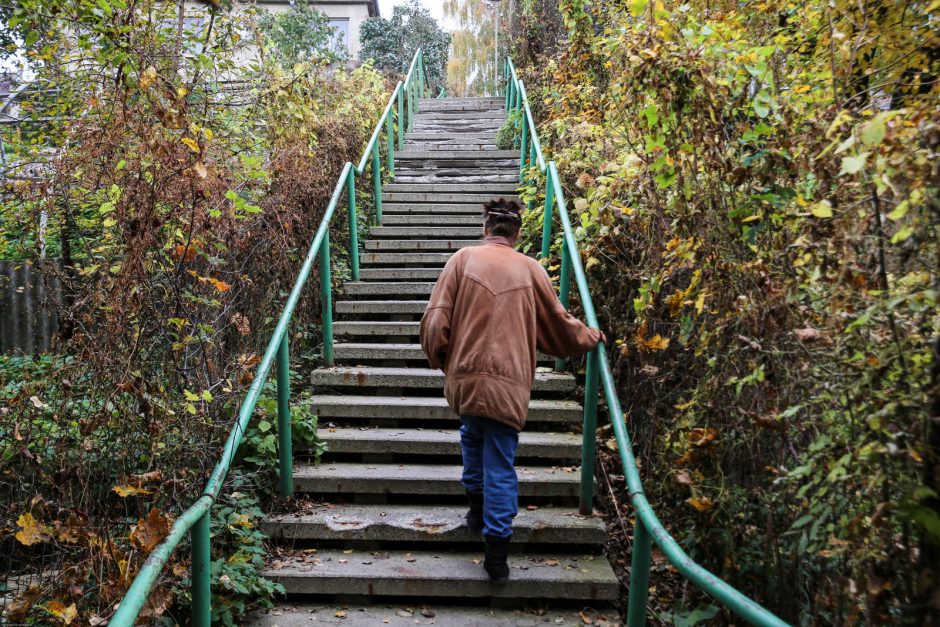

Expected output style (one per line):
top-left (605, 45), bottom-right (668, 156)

top-left (459, 415), bottom-right (520, 539)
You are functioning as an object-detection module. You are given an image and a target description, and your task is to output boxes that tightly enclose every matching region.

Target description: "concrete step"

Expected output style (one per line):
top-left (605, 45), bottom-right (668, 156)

top-left (382, 193), bottom-right (519, 203)
top-left (249, 605), bottom-right (609, 627)
top-left (334, 301), bottom-right (428, 315)
top-left (333, 342), bottom-right (428, 360)
top-left (381, 214), bottom-right (482, 226)
top-left (419, 109), bottom-right (506, 120)
top-left (263, 550), bottom-right (619, 600)
top-left (396, 150), bottom-right (517, 160)
top-left (404, 144), bottom-right (502, 151)
top-left (292, 463), bottom-right (582, 497)
top-left (383, 183), bottom-right (519, 194)
top-left (317, 428), bottom-right (581, 460)
top-left (361, 252), bottom-right (452, 264)
top-left (363, 239), bottom-right (479, 252)
top-left (310, 366), bottom-right (576, 392)
top-left (343, 281), bottom-right (434, 296)
top-left (262, 504), bottom-right (602, 544)
top-left (371, 226), bottom-right (482, 239)
top-left (392, 173), bottom-right (522, 184)
top-left (334, 321), bottom-right (419, 337)
top-left (311, 395), bottom-right (582, 424)
top-left (359, 267), bottom-right (443, 280)
top-left (333, 343), bottom-right (553, 364)
top-left (381, 204), bottom-right (488, 215)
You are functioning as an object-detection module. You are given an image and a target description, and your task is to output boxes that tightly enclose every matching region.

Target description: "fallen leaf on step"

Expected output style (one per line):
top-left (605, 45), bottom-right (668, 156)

top-left (526, 505), bottom-right (539, 511)
top-left (335, 610), bottom-right (347, 618)
top-left (420, 609), bottom-right (436, 618)
top-left (397, 609), bottom-right (413, 617)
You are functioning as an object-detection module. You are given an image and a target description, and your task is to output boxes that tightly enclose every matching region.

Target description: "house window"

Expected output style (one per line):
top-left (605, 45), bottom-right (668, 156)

top-left (328, 18), bottom-right (350, 53)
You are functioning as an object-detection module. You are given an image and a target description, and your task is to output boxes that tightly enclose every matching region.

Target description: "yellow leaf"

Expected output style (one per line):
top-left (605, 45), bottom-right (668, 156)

top-left (794, 85), bottom-right (811, 94)
top-left (139, 66), bottom-right (157, 89)
top-left (640, 334), bottom-right (670, 351)
top-left (810, 200), bottom-right (833, 218)
top-left (181, 137), bottom-right (200, 153)
top-left (113, 484), bottom-right (151, 498)
top-left (686, 497), bottom-right (714, 513)
top-left (47, 601), bottom-right (78, 625)
top-left (694, 291), bottom-right (706, 314)
top-left (193, 162), bottom-right (207, 179)
top-left (177, 86), bottom-right (189, 98)
top-left (15, 513), bottom-right (52, 546)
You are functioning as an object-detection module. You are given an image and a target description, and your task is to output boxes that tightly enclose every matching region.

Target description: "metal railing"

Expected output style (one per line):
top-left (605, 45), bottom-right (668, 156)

top-left (108, 49), bottom-right (428, 627)
top-left (503, 57), bottom-right (789, 627)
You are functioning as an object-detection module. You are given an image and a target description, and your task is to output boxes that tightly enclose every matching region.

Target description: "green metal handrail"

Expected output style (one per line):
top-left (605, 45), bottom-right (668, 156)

top-left (503, 56), bottom-right (789, 627)
top-left (108, 49), bottom-right (429, 627)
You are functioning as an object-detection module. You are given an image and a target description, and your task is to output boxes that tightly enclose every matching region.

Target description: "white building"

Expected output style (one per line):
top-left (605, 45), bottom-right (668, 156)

top-left (256, 0), bottom-right (380, 62)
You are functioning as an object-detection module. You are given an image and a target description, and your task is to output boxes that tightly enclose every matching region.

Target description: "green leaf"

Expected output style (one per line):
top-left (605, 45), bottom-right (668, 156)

top-left (890, 226), bottom-right (914, 244)
top-left (839, 153), bottom-right (868, 176)
top-left (184, 390), bottom-right (200, 401)
top-left (810, 200), bottom-right (833, 218)
top-left (860, 115), bottom-right (886, 146)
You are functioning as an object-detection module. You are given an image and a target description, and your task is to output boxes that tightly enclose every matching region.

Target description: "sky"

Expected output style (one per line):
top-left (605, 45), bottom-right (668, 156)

top-left (377, 0), bottom-right (455, 30)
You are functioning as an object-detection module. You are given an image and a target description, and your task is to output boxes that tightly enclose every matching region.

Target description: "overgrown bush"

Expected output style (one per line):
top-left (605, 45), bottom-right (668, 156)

top-left (510, 0), bottom-right (939, 623)
top-left (0, 0), bottom-right (387, 623)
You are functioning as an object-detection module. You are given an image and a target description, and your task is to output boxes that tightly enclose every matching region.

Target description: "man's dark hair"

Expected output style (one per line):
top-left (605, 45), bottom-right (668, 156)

top-left (483, 198), bottom-right (523, 238)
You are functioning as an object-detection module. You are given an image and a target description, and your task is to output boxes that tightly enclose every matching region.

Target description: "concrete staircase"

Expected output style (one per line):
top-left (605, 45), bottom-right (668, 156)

top-left (252, 97), bottom-right (619, 625)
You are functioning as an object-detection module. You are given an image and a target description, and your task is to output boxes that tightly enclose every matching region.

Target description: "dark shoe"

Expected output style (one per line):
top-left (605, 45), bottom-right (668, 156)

top-left (466, 489), bottom-right (484, 535)
top-left (483, 534), bottom-right (511, 582)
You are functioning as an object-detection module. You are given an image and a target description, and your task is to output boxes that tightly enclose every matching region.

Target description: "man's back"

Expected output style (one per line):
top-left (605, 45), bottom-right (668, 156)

top-left (420, 237), bottom-right (599, 431)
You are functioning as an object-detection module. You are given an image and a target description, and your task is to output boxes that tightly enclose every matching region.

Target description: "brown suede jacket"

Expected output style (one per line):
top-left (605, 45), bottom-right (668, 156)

top-left (419, 236), bottom-right (601, 431)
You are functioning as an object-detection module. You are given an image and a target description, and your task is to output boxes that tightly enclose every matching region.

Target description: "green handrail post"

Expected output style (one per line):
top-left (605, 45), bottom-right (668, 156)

top-left (276, 333), bottom-right (292, 498)
top-left (346, 167), bottom-right (360, 282)
top-left (418, 55), bottom-right (425, 99)
top-left (397, 89), bottom-right (405, 150)
top-left (386, 96), bottom-right (396, 178)
top-left (519, 122), bottom-right (529, 182)
top-left (320, 232), bottom-right (333, 366)
top-left (372, 142), bottom-right (383, 225)
top-left (580, 347), bottom-right (600, 515)
top-left (408, 76), bottom-right (415, 132)
top-left (627, 519), bottom-right (653, 627)
top-left (191, 511), bottom-right (211, 627)
top-left (555, 242), bottom-right (572, 372)
top-left (540, 172), bottom-right (555, 260)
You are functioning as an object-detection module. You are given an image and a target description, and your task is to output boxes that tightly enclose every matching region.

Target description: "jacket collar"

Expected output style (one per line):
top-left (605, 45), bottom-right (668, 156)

top-left (483, 235), bottom-right (516, 248)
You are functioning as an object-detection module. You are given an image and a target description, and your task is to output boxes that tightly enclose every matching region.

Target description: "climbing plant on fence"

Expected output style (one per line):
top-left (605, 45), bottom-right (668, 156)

top-left (0, 0), bottom-right (387, 623)
top-left (507, 0), bottom-right (939, 624)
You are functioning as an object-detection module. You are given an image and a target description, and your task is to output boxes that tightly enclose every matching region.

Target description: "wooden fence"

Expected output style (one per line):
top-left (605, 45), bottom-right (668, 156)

top-left (0, 259), bottom-right (61, 355)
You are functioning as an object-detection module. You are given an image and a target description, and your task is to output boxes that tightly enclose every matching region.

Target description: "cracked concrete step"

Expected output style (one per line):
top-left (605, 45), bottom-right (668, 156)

top-left (333, 343), bottom-right (552, 364)
top-left (382, 192), bottom-right (519, 203)
top-left (396, 151), bottom-right (517, 160)
top-left (292, 463), bottom-right (582, 497)
top-left (310, 366), bottom-right (576, 392)
top-left (361, 252), bottom-right (452, 265)
top-left (380, 214), bottom-right (482, 226)
top-left (405, 144), bottom-right (503, 151)
top-left (419, 109), bottom-right (506, 120)
top-left (311, 395), bottom-right (582, 424)
top-left (249, 605), bottom-right (612, 627)
top-left (334, 321), bottom-right (419, 337)
top-left (392, 174), bottom-right (522, 184)
top-left (343, 281), bottom-right (434, 296)
top-left (263, 550), bottom-right (619, 600)
top-left (371, 226), bottom-right (482, 239)
top-left (334, 301), bottom-right (428, 315)
top-left (364, 240), bottom-right (479, 251)
top-left (412, 123), bottom-right (504, 133)
top-left (248, 605), bottom-right (614, 626)
top-left (262, 504), bottom-right (602, 544)
top-left (317, 428), bottom-right (580, 460)
top-left (359, 267), bottom-right (443, 280)
top-left (383, 183), bottom-right (519, 193)
top-left (381, 203), bottom-right (489, 214)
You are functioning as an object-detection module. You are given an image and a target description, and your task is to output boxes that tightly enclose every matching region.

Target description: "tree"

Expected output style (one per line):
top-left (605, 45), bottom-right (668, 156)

top-left (444, 0), bottom-right (502, 97)
top-left (258, 1), bottom-right (347, 67)
top-left (359, 0), bottom-right (450, 94)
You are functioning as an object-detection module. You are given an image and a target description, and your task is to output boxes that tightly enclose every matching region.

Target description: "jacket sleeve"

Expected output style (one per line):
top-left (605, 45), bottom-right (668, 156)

top-left (532, 262), bottom-right (601, 358)
top-left (420, 254), bottom-right (461, 371)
